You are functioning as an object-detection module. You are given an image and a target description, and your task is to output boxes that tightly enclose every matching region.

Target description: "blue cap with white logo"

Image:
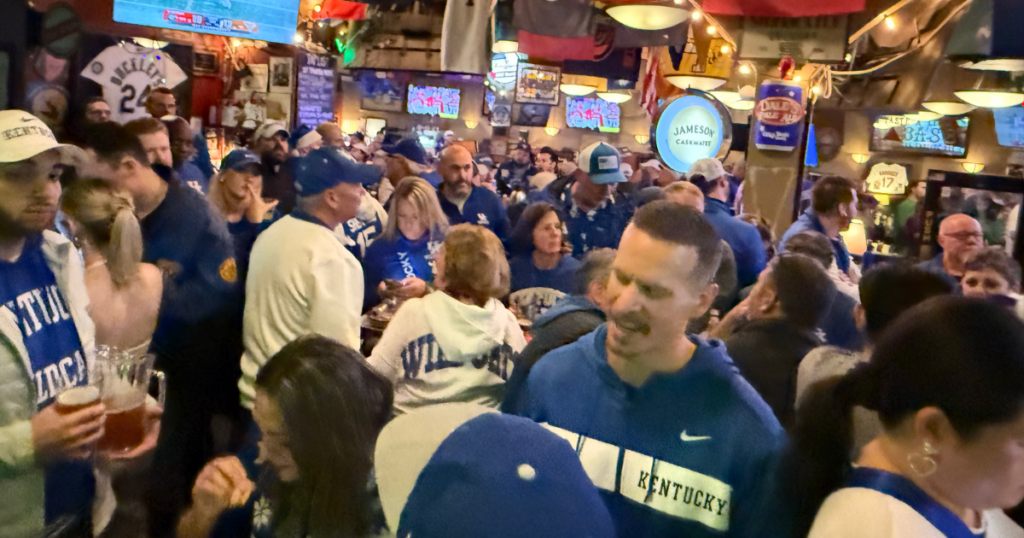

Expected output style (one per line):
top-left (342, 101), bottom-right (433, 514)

top-left (579, 142), bottom-right (627, 185)
top-left (295, 146), bottom-right (382, 196)
top-left (220, 149), bottom-right (262, 173)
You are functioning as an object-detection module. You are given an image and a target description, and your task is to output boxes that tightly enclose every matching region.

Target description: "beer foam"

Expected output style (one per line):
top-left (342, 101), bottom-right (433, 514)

top-left (57, 385), bottom-right (100, 406)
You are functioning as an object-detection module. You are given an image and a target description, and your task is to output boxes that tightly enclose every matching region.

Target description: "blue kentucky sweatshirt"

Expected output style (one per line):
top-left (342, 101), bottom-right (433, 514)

top-left (517, 325), bottom-right (788, 538)
top-left (437, 185), bottom-right (511, 243)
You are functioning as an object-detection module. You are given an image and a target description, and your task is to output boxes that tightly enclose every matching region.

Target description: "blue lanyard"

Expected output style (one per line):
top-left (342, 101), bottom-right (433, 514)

top-left (846, 467), bottom-right (983, 538)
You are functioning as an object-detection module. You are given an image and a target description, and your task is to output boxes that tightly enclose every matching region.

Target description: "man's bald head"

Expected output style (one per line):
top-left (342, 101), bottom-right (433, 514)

top-left (317, 123), bottom-right (344, 148)
top-left (439, 145), bottom-right (474, 198)
top-left (938, 213), bottom-right (984, 273)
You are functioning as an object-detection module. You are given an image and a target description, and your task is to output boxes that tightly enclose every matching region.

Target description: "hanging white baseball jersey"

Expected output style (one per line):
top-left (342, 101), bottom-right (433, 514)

top-left (81, 44), bottom-right (188, 124)
top-left (441, 0), bottom-right (496, 74)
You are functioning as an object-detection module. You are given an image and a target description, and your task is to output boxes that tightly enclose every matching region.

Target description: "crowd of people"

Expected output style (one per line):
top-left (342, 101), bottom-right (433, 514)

top-left (1, 92), bottom-right (1023, 538)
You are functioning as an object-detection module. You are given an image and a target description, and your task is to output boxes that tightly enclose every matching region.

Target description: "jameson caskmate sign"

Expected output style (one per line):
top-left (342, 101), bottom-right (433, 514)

top-left (651, 92), bottom-right (733, 173)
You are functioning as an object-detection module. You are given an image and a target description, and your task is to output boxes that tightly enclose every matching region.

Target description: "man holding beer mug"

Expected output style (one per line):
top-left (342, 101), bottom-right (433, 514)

top-left (0, 110), bottom-right (103, 538)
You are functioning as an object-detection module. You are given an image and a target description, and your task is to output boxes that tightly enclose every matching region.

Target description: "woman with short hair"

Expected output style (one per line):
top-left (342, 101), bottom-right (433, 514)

top-left (60, 178), bottom-right (162, 354)
top-left (508, 202), bottom-right (579, 294)
top-left (368, 224), bottom-right (526, 415)
top-left (362, 177), bottom-right (448, 309)
top-left (178, 336), bottom-right (393, 538)
top-left (785, 297), bottom-right (1024, 538)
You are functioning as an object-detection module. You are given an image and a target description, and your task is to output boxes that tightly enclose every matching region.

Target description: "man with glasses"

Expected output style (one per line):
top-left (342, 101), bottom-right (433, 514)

top-left (918, 213), bottom-right (984, 288)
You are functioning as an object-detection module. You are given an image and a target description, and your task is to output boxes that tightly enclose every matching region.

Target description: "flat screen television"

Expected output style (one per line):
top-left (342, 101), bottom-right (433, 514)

top-left (566, 97), bottom-right (621, 133)
top-left (407, 85), bottom-right (460, 119)
top-left (113, 0), bottom-right (300, 44)
top-left (869, 115), bottom-right (969, 157)
top-left (993, 107), bottom-right (1024, 148)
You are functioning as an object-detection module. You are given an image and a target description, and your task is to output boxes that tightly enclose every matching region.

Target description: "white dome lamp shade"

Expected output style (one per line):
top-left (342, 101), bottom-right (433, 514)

top-left (922, 102), bottom-right (976, 115)
top-left (561, 74), bottom-right (606, 97)
top-left (921, 61), bottom-right (979, 115)
top-left (954, 90), bottom-right (1024, 108)
top-left (726, 99), bottom-right (755, 110)
top-left (665, 75), bottom-right (727, 91)
top-left (596, 92), bottom-right (632, 103)
top-left (606, 4), bottom-right (690, 31)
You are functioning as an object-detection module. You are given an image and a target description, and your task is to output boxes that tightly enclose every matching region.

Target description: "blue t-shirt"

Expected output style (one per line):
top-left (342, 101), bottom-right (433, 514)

top-left (437, 185), bottom-right (511, 243)
top-left (362, 231), bottom-right (443, 309)
top-left (0, 234), bottom-right (93, 529)
top-left (176, 160), bottom-right (210, 195)
top-left (509, 254), bottom-right (580, 294)
top-left (704, 198), bottom-right (767, 289)
top-left (517, 325), bottom-right (787, 538)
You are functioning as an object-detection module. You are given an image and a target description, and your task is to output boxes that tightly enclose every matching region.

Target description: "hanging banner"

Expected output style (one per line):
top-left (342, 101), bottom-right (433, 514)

top-left (659, 27), bottom-right (734, 87)
top-left (651, 92), bottom-right (733, 173)
top-left (753, 81), bottom-right (805, 151)
top-left (865, 163), bottom-right (910, 195)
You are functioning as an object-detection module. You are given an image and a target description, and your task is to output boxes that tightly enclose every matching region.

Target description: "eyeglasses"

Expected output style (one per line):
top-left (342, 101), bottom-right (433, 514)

top-left (943, 231), bottom-right (983, 241)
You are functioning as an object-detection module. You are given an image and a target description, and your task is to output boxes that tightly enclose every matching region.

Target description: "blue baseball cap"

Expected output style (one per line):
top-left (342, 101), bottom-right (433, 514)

top-left (376, 404), bottom-right (616, 538)
top-left (220, 149), bottom-right (262, 173)
top-left (383, 138), bottom-right (428, 166)
top-left (289, 123), bottom-right (322, 150)
top-left (295, 146), bottom-right (382, 196)
top-left (579, 142), bottom-right (627, 185)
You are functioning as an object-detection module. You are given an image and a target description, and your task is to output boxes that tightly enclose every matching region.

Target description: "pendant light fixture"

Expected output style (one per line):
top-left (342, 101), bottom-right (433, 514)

top-left (596, 92), bottom-right (632, 104)
top-left (606, 4), bottom-right (690, 31)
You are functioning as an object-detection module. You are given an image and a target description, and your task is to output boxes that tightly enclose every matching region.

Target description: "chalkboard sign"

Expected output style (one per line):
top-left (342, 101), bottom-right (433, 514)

top-left (297, 52), bottom-right (335, 127)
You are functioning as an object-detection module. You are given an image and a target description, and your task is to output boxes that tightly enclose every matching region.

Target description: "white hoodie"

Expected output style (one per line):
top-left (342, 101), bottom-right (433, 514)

top-left (368, 291), bottom-right (526, 414)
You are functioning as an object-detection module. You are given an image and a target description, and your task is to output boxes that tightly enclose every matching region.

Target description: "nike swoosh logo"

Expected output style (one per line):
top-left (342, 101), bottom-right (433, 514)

top-left (680, 431), bottom-right (712, 442)
top-left (20, 118), bottom-right (33, 122)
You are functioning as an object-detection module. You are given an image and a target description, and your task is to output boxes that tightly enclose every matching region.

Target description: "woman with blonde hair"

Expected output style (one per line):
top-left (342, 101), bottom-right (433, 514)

top-left (60, 178), bottom-right (162, 354)
top-left (368, 224), bottom-right (526, 414)
top-left (362, 176), bottom-right (448, 308)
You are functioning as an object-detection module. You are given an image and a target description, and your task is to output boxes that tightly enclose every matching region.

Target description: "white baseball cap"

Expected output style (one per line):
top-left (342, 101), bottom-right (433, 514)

top-left (253, 120), bottom-right (288, 141)
top-left (0, 110), bottom-right (76, 163)
top-left (687, 158), bottom-right (726, 181)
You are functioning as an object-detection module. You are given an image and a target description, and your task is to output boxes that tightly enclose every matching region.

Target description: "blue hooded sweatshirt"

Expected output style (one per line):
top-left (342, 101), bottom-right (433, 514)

top-left (780, 210), bottom-right (852, 275)
top-left (518, 325), bottom-right (787, 538)
top-left (362, 231), bottom-right (443, 309)
top-left (437, 185), bottom-right (511, 242)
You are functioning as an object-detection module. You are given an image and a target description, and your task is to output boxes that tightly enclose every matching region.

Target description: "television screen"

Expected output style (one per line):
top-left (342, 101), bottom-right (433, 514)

top-left (993, 107), bottom-right (1024, 148)
top-left (113, 0), bottom-right (300, 44)
top-left (566, 97), bottom-right (621, 133)
top-left (407, 85), bottom-right (460, 119)
top-left (869, 115), bottom-right (969, 157)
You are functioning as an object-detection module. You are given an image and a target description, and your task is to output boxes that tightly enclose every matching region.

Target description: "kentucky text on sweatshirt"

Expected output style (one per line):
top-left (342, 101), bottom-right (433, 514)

top-left (517, 325), bottom-right (787, 538)
top-left (367, 291), bottom-right (526, 414)
top-left (362, 231), bottom-right (443, 309)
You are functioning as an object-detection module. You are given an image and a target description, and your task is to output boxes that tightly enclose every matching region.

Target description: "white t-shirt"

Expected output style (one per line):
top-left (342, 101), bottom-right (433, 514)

top-left (81, 44), bottom-right (188, 124)
top-left (810, 487), bottom-right (1024, 538)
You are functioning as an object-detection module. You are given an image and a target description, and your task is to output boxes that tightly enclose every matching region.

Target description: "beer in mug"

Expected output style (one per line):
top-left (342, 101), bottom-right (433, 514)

top-left (55, 385), bottom-right (100, 414)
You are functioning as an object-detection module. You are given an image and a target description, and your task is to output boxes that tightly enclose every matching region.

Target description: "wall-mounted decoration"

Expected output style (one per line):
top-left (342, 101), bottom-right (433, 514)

top-left (516, 63), bottom-right (560, 105)
top-left (296, 52), bottom-right (335, 126)
top-left (269, 56), bottom-right (294, 94)
top-left (358, 71), bottom-right (405, 113)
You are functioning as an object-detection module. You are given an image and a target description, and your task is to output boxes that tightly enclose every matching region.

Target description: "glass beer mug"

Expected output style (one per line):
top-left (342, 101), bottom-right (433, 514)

top-left (94, 345), bottom-right (165, 453)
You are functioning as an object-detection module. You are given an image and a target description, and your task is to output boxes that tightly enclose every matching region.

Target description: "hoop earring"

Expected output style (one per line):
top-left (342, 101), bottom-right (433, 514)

top-left (907, 441), bottom-right (939, 478)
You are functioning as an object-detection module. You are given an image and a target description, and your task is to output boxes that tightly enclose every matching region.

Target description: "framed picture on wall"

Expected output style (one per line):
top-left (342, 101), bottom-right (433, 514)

top-left (513, 103), bottom-right (550, 127)
top-left (269, 56), bottom-right (293, 94)
top-left (516, 63), bottom-right (560, 105)
top-left (357, 71), bottom-right (406, 113)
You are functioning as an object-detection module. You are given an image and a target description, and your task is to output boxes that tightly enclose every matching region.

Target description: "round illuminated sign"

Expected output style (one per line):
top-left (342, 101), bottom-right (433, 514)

top-left (651, 92), bottom-right (732, 173)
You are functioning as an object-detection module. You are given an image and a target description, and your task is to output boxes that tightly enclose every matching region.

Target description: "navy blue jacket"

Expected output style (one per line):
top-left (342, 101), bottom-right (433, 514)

top-left (917, 254), bottom-right (962, 292)
top-left (704, 198), bottom-right (767, 289)
top-left (437, 185), bottom-right (511, 242)
top-left (780, 210), bottom-right (852, 275)
top-left (143, 167), bottom-right (243, 413)
top-left (517, 325), bottom-right (787, 538)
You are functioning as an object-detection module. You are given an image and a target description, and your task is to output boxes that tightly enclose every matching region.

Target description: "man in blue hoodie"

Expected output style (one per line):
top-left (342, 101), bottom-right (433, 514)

top-left (780, 175), bottom-right (859, 278)
top-left (688, 158), bottom-right (766, 289)
top-left (517, 201), bottom-right (786, 538)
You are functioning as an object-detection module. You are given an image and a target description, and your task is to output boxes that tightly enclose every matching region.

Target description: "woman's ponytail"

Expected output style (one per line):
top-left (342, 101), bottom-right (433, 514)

top-left (780, 364), bottom-right (876, 537)
top-left (104, 195), bottom-right (142, 287)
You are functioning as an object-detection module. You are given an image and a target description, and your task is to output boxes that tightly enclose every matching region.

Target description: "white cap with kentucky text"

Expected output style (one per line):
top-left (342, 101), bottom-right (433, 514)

top-left (0, 110), bottom-right (74, 163)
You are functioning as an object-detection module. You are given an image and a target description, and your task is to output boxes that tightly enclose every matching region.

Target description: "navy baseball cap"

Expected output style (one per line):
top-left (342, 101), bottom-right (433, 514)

top-left (295, 146), bottom-right (382, 196)
top-left (376, 404), bottom-right (616, 538)
top-left (220, 149), bottom-right (261, 173)
top-left (383, 138), bottom-right (428, 166)
top-left (289, 123), bottom-right (322, 150)
top-left (579, 142), bottom-right (627, 185)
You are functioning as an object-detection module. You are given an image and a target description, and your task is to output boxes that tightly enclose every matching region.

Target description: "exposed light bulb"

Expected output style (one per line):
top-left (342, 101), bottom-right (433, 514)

top-left (884, 16), bottom-right (896, 30)
top-left (794, 75), bottom-right (802, 82)
top-left (314, 3), bottom-right (322, 12)
top-left (812, 86), bottom-right (822, 95)
top-left (844, 53), bottom-right (853, 63)
top-left (673, 0), bottom-right (683, 4)
top-left (706, 25), bottom-right (717, 35)
top-left (692, 11), bottom-right (701, 20)
top-left (739, 65), bottom-right (751, 75)
top-left (721, 45), bottom-right (730, 54)
top-left (293, 32), bottom-right (304, 43)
